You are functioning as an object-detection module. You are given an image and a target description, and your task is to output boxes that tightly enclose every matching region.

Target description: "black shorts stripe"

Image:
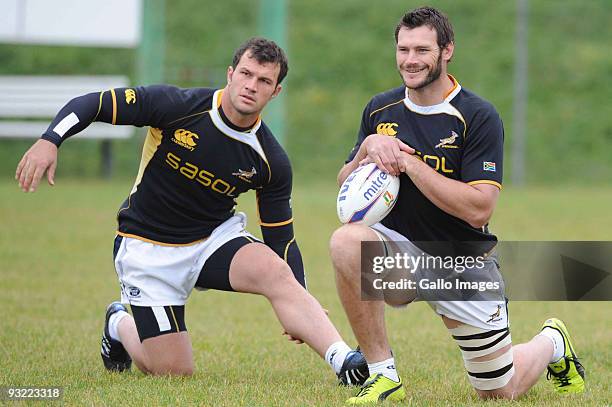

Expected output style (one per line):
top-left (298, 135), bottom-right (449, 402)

top-left (452, 327), bottom-right (508, 341)
top-left (467, 362), bottom-right (514, 379)
top-left (458, 330), bottom-right (510, 352)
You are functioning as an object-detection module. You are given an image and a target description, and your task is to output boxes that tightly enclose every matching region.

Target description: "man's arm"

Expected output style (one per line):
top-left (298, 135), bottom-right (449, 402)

top-left (16, 91), bottom-right (107, 191)
top-left (399, 152), bottom-right (500, 228)
top-left (257, 142), bottom-right (306, 287)
top-left (16, 85), bottom-right (185, 192)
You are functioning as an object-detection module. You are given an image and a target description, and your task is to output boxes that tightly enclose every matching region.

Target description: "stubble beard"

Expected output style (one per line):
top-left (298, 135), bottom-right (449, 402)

top-left (401, 54), bottom-right (443, 91)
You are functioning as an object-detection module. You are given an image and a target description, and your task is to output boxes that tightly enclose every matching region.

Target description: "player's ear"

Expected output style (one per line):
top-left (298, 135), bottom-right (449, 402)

top-left (271, 84), bottom-right (282, 98)
top-left (442, 42), bottom-right (454, 63)
top-left (226, 66), bottom-right (234, 84)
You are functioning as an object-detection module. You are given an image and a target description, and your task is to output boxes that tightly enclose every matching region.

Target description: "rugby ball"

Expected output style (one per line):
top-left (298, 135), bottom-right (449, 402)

top-left (337, 163), bottom-right (400, 226)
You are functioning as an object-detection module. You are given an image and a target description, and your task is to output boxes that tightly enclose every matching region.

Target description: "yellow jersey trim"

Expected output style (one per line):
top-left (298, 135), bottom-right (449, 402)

top-left (167, 109), bottom-right (211, 126)
top-left (443, 74), bottom-right (459, 99)
top-left (93, 91), bottom-right (105, 122)
top-left (217, 89), bottom-right (223, 108)
top-left (265, 160), bottom-right (272, 183)
top-left (467, 180), bottom-right (502, 190)
top-left (117, 128), bottom-right (164, 221)
top-left (260, 218), bottom-right (294, 227)
top-left (110, 88), bottom-right (117, 125)
top-left (369, 99), bottom-right (404, 118)
top-left (283, 237), bottom-right (296, 261)
top-left (116, 231), bottom-right (208, 246)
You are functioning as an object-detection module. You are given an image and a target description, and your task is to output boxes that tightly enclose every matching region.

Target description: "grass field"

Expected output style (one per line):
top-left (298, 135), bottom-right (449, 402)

top-left (1, 179), bottom-right (611, 406)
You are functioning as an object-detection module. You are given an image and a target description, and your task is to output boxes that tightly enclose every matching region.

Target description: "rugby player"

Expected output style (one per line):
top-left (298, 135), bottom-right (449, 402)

top-left (329, 7), bottom-right (585, 403)
top-left (15, 37), bottom-right (369, 385)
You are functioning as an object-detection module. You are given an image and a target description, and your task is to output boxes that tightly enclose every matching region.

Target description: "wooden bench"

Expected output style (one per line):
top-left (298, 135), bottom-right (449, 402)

top-left (0, 75), bottom-right (133, 177)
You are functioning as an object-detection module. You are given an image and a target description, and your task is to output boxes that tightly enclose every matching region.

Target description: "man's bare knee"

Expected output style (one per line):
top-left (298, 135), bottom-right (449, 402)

top-left (141, 332), bottom-right (194, 376)
top-left (330, 224), bottom-right (366, 255)
top-left (329, 224), bottom-right (376, 272)
top-left (144, 351), bottom-right (194, 376)
top-left (259, 257), bottom-right (296, 292)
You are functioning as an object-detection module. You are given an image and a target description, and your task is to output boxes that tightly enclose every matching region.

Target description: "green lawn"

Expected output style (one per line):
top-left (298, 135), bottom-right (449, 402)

top-left (0, 179), bottom-right (610, 406)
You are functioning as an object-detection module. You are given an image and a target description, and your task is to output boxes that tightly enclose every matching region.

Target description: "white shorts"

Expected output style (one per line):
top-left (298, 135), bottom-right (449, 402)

top-left (113, 212), bottom-right (254, 307)
top-left (370, 222), bottom-right (509, 331)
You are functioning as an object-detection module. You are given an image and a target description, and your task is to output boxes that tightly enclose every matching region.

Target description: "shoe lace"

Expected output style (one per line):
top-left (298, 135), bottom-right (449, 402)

top-left (356, 375), bottom-right (382, 397)
top-left (557, 376), bottom-right (571, 387)
top-left (546, 356), bottom-right (580, 387)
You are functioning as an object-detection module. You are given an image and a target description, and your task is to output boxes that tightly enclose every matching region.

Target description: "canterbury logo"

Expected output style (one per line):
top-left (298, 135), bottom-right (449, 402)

top-left (125, 89), bottom-right (136, 104)
top-left (232, 166), bottom-right (257, 182)
top-left (435, 131), bottom-right (459, 148)
top-left (486, 305), bottom-right (502, 323)
top-left (172, 129), bottom-right (199, 151)
top-left (376, 122), bottom-right (398, 136)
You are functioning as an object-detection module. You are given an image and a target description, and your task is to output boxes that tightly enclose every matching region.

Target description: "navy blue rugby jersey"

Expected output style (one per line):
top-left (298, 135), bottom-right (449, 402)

top-left (346, 76), bottom-right (504, 255)
top-left (43, 86), bottom-right (294, 245)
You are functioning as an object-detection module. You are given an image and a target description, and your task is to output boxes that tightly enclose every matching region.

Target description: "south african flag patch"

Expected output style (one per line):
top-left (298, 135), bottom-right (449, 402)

top-left (483, 161), bottom-right (496, 172)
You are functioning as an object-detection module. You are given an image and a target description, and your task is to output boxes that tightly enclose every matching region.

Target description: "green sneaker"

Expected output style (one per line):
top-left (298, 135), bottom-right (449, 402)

top-left (542, 318), bottom-right (585, 394)
top-left (346, 374), bottom-right (405, 404)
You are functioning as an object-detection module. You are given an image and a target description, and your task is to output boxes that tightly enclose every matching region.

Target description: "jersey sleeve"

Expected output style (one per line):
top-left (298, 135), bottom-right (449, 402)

top-left (345, 99), bottom-right (375, 163)
top-left (41, 85), bottom-right (205, 147)
top-left (257, 141), bottom-right (306, 287)
top-left (460, 105), bottom-right (504, 189)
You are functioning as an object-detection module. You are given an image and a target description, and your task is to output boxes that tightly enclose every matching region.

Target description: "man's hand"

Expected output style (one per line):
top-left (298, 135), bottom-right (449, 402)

top-left (358, 135), bottom-right (414, 176)
top-left (281, 308), bottom-right (329, 345)
top-left (396, 150), bottom-right (421, 175)
top-left (282, 331), bottom-right (304, 344)
top-left (15, 139), bottom-right (58, 192)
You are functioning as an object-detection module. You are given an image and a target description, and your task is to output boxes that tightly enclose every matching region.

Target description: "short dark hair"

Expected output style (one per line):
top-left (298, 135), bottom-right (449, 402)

top-left (394, 6), bottom-right (454, 49)
top-left (232, 37), bottom-right (289, 85)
